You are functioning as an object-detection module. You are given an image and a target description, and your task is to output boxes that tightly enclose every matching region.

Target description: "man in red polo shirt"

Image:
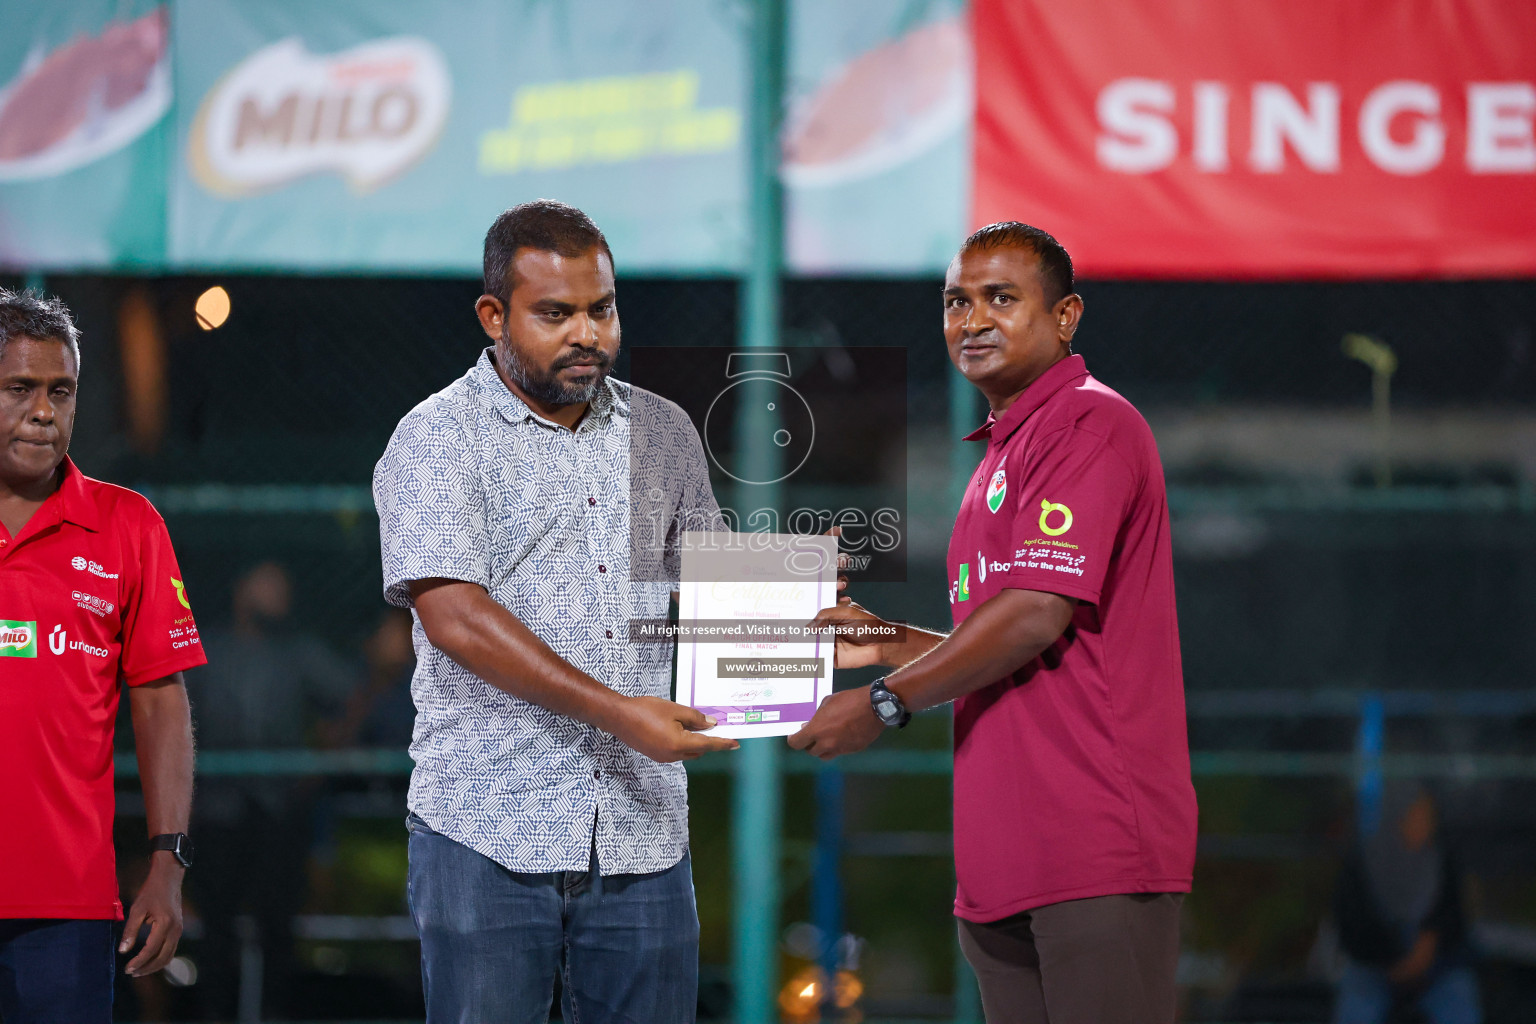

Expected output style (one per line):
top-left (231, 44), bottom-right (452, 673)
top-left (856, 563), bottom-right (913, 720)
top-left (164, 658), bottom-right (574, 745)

top-left (792, 224), bottom-right (1197, 1023)
top-left (0, 288), bottom-right (203, 1022)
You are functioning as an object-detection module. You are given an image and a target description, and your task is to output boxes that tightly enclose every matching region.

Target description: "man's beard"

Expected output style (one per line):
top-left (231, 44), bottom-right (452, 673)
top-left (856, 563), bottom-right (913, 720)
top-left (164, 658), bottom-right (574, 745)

top-left (501, 330), bottom-right (613, 406)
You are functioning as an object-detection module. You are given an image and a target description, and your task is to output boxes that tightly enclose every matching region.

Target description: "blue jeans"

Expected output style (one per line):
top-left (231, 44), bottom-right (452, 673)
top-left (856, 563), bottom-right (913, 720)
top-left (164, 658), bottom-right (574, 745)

top-left (406, 813), bottom-right (699, 1024)
top-left (0, 919), bottom-right (115, 1024)
top-left (1334, 960), bottom-right (1482, 1024)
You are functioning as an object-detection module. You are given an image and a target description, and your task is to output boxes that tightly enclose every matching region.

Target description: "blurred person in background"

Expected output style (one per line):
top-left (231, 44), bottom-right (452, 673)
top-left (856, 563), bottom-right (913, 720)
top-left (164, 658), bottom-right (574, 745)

top-left (374, 199), bottom-right (736, 1023)
top-left (186, 559), bottom-right (354, 1019)
top-left (793, 224), bottom-right (1197, 1024)
top-left (1333, 783), bottom-right (1480, 1024)
top-left (0, 288), bottom-right (201, 1022)
top-left (324, 607), bottom-right (417, 748)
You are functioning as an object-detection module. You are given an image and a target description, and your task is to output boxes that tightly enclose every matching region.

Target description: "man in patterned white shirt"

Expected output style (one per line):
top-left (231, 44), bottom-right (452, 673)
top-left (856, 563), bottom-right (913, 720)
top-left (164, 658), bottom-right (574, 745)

top-left (373, 200), bottom-right (738, 1023)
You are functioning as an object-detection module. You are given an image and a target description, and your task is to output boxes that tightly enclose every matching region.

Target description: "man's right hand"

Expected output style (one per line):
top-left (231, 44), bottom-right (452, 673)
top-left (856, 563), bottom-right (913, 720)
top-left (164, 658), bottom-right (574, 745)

top-left (807, 599), bottom-right (892, 670)
top-left (610, 695), bottom-right (741, 762)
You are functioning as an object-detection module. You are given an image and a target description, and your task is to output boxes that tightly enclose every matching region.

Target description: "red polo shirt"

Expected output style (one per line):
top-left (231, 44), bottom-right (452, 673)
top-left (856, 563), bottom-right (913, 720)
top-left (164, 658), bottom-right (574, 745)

top-left (0, 458), bottom-right (205, 920)
top-left (947, 354), bottom-right (1196, 922)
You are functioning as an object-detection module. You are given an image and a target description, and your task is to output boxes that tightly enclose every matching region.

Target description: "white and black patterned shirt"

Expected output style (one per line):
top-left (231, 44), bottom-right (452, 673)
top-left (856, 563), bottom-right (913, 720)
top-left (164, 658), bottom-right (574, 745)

top-left (373, 348), bottom-right (721, 875)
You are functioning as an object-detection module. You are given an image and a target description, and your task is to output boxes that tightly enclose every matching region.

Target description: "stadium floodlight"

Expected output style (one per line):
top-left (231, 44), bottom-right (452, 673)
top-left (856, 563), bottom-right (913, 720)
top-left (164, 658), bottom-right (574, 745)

top-left (1342, 333), bottom-right (1397, 489)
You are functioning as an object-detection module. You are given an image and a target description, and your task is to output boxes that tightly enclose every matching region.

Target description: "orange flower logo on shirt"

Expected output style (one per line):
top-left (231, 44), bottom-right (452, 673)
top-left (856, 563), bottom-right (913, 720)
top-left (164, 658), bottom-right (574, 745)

top-left (1039, 500), bottom-right (1073, 536)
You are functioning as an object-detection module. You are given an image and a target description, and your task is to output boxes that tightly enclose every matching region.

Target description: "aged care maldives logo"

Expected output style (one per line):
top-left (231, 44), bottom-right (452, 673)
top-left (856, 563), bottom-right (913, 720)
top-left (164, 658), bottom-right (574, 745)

top-left (189, 35), bottom-right (451, 195)
top-left (0, 620), bottom-right (37, 657)
top-left (1039, 500), bottom-right (1073, 537)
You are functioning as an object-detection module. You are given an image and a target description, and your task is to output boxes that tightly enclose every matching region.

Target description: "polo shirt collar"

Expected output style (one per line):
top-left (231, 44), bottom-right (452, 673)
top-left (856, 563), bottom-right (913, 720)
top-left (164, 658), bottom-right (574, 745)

top-left (962, 354), bottom-right (1090, 446)
top-left (4, 457), bottom-right (99, 543)
top-left (471, 347), bottom-right (624, 432)
top-left (56, 458), bottom-right (101, 531)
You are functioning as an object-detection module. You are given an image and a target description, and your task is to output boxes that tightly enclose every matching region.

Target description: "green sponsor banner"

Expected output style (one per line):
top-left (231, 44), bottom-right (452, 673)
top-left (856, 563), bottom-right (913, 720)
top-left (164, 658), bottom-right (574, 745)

top-left (1, 0), bottom-right (966, 273)
top-left (783, 0), bottom-right (968, 274)
top-left (169, 0), bottom-right (747, 273)
top-left (0, 0), bottom-right (171, 269)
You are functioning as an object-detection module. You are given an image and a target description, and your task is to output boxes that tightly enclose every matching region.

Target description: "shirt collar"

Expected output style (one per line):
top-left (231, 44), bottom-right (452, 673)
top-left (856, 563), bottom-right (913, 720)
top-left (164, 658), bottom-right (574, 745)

top-left (471, 347), bottom-right (626, 432)
top-left (15, 457), bottom-right (99, 537)
top-left (962, 354), bottom-right (1090, 445)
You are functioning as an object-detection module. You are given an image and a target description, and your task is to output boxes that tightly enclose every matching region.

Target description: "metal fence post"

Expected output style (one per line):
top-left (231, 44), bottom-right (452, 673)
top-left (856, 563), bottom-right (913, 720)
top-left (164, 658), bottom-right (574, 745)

top-left (948, 343), bottom-right (982, 1022)
top-left (732, 1), bottom-right (787, 1022)
top-left (949, 365), bottom-right (980, 507)
top-left (1355, 693), bottom-right (1386, 835)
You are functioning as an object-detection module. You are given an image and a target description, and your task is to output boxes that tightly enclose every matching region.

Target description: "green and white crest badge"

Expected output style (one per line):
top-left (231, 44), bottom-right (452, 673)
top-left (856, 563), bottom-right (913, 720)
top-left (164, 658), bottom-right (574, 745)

top-left (986, 468), bottom-right (1007, 513)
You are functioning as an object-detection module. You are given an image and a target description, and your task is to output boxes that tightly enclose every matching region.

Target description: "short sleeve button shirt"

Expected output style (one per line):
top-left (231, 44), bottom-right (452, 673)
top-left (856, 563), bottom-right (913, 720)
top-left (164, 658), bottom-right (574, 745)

top-left (0, 458), bottom-right (206, 919)
top-left (946, 355), bottom-right (1198, 921)
top-left (373, 350), bottom-right (721, 875)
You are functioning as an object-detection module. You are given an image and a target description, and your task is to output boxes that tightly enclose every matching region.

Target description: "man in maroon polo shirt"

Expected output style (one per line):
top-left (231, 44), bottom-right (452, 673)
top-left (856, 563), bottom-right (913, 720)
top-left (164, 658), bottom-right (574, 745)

top-left (0, 289), bottom-right (202, 1023)
top-left (792, 224), bottom-right (1197, 1023)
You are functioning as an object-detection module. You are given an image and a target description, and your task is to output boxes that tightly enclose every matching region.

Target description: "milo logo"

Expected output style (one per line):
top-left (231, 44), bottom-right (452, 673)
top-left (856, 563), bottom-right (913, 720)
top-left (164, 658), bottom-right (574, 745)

top-left (0, 620), bottom-right (38, 658)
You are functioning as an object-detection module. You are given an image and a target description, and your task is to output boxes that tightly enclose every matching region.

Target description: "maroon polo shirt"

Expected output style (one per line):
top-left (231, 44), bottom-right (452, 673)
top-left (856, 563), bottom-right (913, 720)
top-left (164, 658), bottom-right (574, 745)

top-left (946, 354), bottom-right (1196, 922)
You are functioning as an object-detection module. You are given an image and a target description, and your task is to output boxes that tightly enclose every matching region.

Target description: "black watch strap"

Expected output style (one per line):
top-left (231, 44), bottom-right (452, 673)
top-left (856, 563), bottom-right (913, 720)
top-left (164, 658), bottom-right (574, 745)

top-left (150, 832), bottom-right (193, 868)
top-left (869, 676), bottom-right (911, 729)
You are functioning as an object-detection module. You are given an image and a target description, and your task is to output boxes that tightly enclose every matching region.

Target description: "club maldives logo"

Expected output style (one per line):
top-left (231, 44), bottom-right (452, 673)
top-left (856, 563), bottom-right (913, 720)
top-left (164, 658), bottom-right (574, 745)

top-left (0, 620), bottom-right (37, 657)
top-left (71, 555), bottom-right (119, 579)
top-left (986, 468), bottom-right (1007, 513)
top-left (189, 35), bottom-right (451, 195)
top-left (1039, 499), bottom-right (1073, 536)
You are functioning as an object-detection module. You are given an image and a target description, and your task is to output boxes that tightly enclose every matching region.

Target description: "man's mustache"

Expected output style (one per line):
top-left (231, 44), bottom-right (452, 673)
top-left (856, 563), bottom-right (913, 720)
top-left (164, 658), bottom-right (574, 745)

top-left (554, 348), bottom-right (612, 371)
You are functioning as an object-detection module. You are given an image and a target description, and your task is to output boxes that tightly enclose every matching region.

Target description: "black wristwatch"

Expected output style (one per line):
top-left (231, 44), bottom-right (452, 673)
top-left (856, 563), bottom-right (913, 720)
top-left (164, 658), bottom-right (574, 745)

top-left (869, 677), bottom-right (911, 729)
top-left (149, 833), bottom-right (194, 869)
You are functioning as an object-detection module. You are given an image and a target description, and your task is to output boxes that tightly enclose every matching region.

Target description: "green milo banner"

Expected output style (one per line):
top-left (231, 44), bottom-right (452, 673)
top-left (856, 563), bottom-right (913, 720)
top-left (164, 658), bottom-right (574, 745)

top-left (0, 0), bottom-right (966, 274)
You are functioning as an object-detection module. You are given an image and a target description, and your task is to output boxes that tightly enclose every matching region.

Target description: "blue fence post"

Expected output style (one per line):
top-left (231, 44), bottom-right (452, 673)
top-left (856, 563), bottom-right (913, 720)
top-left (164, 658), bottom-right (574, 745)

top-left (1355, 693), bottom-right (1386, 835)
top-left (812, 766), bottom-right (844, 1010)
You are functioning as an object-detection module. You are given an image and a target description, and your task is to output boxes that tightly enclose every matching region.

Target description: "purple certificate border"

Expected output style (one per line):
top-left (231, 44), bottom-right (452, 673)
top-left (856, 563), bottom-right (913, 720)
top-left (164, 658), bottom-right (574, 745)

top-left (682, 575), bottom-right (832, 728)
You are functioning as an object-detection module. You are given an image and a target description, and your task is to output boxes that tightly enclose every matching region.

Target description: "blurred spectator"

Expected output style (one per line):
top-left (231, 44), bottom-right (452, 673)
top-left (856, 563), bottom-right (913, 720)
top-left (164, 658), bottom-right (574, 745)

top-left (185, 561), bottom-right (355, 1020)
top-left (1333, 783), bottom-right (1481, 1024)
top-left (323, 608), bottom-right (417, 748)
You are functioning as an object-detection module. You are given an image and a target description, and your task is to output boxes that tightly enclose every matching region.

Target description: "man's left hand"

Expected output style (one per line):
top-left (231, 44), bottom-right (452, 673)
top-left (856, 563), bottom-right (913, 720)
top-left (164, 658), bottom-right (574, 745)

top-left (120, 857), bottom-right (184, 977)
top-left (788, 686), bottom-right (884, 760)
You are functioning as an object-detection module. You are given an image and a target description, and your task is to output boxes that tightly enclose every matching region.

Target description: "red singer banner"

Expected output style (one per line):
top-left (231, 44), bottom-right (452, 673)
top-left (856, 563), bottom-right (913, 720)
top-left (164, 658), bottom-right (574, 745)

top-left (971, 0), bottom-right (1536, 279)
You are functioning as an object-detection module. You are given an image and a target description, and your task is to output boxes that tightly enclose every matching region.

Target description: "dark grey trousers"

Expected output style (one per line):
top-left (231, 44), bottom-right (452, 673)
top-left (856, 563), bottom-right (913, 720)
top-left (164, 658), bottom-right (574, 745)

top-left (958, 892), bottom-right (1184, 1024)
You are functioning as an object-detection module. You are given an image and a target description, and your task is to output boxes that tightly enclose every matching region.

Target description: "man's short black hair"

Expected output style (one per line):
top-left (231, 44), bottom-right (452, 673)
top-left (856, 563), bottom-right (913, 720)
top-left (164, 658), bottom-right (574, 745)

top-left (0, 287), bottom-right (81, 370)
top-left (483, 200), bottom-right (615, 303)
top-left (959, 222), bottom-right (1075, 306)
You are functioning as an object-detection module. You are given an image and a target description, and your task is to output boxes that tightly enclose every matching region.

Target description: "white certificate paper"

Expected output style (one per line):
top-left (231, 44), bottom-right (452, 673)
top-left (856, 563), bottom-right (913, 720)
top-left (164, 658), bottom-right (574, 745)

top-left (677, 532), bottom-right (837, 739)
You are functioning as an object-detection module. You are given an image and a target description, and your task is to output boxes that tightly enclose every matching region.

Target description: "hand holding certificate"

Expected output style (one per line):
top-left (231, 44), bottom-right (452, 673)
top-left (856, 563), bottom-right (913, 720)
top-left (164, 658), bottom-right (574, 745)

top-left (677, 532), bottom-right (837, 739)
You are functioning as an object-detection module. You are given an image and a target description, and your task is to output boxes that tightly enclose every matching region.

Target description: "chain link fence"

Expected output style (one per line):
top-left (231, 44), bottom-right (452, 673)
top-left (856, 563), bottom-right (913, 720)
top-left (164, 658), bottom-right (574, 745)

top-left (6, 269), bottom-right (1535, 1021)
